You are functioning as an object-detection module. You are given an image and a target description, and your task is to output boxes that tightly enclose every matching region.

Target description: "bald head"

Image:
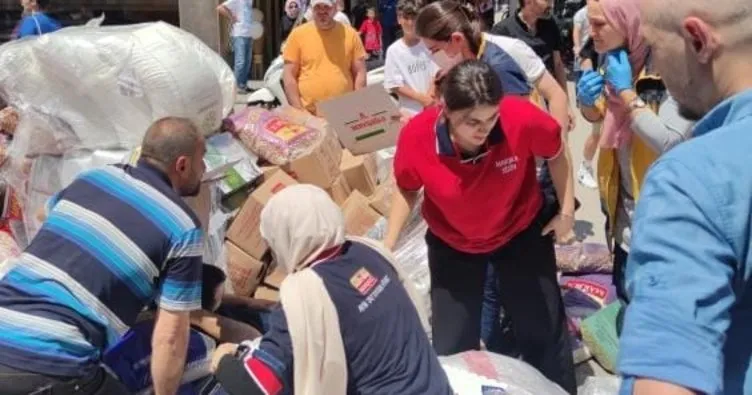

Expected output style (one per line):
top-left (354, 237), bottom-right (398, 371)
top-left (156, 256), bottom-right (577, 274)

top-left (140, 117), bottom-right (206, 197)
top-left (641, 0), bottom-right (752, 45)
top-left (141, 117), bottom-right (202, 167)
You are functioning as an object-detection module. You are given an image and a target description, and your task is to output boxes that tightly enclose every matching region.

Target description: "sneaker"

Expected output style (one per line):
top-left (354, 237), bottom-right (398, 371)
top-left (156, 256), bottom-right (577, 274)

top-left (578, 162), bottom-right (598, 189)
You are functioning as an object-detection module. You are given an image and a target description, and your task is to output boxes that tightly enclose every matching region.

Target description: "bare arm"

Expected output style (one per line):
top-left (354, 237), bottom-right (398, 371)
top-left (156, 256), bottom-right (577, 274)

top-left (282, 62), bottom-right (304, 110)
top-left (547, 143), bottom-right (576, 217)
top-left (633, 379), bottom-right (699, 395)
top-left (152, 309), bottom-right (191, 395)
top-left (383, 188), bottom-right (419, 250)
top-left (391, 86), bottom-right (434, 107)
top-left (552, 51), bottom-right (568, 92)
top-left (190, 310), bottom-right (262, 344)
top-left (352, 57), bottom-right (367, 90)
top-left (535, 71), bottom-right (570, 133)
top-left (216, 5), bottom-right (236, 23)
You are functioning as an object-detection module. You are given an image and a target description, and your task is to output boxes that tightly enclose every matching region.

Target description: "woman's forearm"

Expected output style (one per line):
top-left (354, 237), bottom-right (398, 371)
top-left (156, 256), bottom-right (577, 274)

top-left (384, 188), bottom-right (419, 250)
top-left (547, 145), bottom-right (576, 216)
top-left (621, 90), bottom-right (690, 153)
top-left (580, 104), bottom-right (603, 123)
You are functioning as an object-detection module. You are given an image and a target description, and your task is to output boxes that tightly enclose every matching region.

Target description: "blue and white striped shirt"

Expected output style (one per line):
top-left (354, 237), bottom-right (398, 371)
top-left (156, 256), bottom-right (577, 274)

top-left (0, 160), bottom-right (204, 376)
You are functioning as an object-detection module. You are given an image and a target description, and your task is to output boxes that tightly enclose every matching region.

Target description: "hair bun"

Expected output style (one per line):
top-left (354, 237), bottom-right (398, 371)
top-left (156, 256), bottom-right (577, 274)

top-left (458, 2), bottom-right (478, 21)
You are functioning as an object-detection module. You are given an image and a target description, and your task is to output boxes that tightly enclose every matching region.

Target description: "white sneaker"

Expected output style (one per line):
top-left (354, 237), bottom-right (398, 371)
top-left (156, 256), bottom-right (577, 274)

top-left (578, 162), bottom-right (598, 189)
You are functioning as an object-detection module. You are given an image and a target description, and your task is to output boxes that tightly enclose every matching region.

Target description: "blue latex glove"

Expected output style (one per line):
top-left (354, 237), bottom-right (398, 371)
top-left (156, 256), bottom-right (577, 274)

top-left (576, 70), bottom-right (605, 106)
top-left (605, 49), bottom-right (633, 93)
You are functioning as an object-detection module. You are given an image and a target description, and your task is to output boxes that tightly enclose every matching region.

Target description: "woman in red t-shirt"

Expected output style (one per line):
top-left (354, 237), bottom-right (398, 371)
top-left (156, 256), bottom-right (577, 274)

top-left (384, 60), bottom-right (577, 394)
top-left (359, 7), bottom-right (383, 59)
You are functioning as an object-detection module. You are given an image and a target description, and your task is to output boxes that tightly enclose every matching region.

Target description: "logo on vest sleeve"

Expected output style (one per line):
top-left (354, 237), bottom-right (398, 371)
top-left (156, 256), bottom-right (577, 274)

top-left (350, 268), bottom-right (378, 295)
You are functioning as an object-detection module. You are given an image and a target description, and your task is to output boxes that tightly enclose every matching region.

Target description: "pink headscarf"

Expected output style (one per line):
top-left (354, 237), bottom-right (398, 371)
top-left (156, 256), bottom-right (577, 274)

top-left (598, 0), bottom-right (650, 149)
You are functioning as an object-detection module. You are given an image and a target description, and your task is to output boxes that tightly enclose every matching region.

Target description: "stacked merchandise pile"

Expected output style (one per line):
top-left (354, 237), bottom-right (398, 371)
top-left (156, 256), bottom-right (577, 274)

top-left (0, 21), bottom-right (236, 251)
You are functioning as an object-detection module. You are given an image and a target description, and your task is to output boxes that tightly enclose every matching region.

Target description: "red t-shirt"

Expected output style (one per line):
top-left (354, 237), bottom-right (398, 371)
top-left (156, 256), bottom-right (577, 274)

top-left (393, 96), bottom-right (562, 254)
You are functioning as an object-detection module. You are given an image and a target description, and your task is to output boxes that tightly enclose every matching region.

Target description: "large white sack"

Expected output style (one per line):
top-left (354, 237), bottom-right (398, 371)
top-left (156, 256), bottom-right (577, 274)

top-left (0, 22), bottom-right (235, 157)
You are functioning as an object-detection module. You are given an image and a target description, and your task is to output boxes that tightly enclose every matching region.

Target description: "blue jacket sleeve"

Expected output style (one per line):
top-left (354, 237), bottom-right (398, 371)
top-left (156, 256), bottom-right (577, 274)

top-left (617, 159), bottom-right (737, 395)
top-left (17, 18), bottom-right (37, 38)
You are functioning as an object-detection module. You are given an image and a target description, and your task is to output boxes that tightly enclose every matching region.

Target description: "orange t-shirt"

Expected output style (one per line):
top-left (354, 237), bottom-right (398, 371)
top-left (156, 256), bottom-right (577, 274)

top-left (283, 22), bottom-right (366, 114)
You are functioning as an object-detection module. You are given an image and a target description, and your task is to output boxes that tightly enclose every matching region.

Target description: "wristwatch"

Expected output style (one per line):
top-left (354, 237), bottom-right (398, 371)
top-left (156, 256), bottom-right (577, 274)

top-left (628, 96), bottom-right (648, 111)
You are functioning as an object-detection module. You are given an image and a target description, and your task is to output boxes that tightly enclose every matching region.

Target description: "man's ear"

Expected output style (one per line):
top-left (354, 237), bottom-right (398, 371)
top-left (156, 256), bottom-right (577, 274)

top-left (682, 17), bottom-right (719, 64)
top-left (175, 156), bottom-right (189, 173)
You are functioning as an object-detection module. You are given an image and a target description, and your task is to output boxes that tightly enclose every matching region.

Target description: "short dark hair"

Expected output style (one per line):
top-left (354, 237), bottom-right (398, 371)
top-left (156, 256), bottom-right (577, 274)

top-left (397, 0), bottom-right (423, 18)
top-left (440, 59), bottom-right (503, 111)
top-left (140, 117), bottom-right (202, 168)
top-left (202, 264), bottom-right (227, 310)
top-left (36, 0), bottom-right (52, 9)
top-left (415, 0), bottom-right (483, 55)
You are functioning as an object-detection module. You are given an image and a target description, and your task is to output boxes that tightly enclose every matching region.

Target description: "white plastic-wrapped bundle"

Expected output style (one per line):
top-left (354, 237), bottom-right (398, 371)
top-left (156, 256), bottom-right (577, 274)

top-left (392, 195), bottom-right (432, 324)
top-left (578, 376), bottom-right (620, 395)
top-left (441, 351), bottom-right (569, 395)
top-left (0, 21), bottom-right (235, 161)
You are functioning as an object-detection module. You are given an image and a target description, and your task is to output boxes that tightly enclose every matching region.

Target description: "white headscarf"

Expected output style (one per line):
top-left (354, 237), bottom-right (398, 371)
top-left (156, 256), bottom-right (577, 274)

top-left (260, 184), bottom-right (346, 273)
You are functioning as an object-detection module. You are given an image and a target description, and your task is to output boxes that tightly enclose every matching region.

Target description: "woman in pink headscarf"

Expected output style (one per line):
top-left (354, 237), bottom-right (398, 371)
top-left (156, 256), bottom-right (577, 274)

top-left (575, 0), bottom-right (693, 304)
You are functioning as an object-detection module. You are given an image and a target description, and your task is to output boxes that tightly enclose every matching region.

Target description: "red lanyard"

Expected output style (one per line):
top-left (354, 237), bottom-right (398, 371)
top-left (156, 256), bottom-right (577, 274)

top-left (309, 244), bottom-right (344, 268)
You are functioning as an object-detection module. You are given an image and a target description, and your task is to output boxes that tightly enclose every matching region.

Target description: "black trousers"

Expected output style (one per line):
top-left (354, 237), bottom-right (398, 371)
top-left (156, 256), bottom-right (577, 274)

top-left (0, 364), bottom-right (129, 395)
top-left (427, 223), bottom-right (577, 394)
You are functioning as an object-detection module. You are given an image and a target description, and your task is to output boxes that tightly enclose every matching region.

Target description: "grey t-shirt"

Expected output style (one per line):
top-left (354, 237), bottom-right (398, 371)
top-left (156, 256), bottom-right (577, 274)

top-left (573, 7), bottom-right (590, 49)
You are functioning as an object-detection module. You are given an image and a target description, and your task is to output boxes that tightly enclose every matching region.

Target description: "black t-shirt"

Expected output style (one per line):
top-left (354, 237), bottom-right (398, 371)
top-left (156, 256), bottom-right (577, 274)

top-left (491, 13), bottom-right (563, 74)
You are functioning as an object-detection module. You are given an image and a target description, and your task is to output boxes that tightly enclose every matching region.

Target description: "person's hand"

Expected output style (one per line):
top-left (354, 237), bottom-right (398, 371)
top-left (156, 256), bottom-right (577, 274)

top-left (567, 108), bottom-right (576, 132)
top-left (418, 94), bottom-right (436, 108)
top-left (542, 213), bottom-right (576, 244)
top-left (576, 70), bottom-right (605, 107)
top-left (605, 49), bottom-right (633, 93)
top-left (211, 343), bottom-right (239, 373)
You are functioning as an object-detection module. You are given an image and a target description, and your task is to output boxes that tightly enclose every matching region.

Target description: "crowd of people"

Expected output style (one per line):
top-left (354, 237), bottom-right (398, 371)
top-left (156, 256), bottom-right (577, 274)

top-left (1, 0), bottom-right (751, 394)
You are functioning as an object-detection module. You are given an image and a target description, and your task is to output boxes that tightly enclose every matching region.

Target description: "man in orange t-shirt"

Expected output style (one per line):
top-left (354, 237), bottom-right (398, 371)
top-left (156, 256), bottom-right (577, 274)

top-left (282, 0), bottom-right (367, 115)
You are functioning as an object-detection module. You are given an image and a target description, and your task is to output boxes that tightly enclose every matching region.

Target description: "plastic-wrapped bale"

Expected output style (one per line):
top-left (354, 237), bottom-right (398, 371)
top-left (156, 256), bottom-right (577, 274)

top-left (578, 376), bottom-right (621, 395)
top-left (0, 21), bottom-right (235, 161)
top-left (555, 242), bottom-right (612, 274)
top-left (560, 274), bottom-right (618, 322)
top-left (581, 301), bottom-right (623, 373)
top-left (234, 107), bottom-right (323, 165)
top-left (440, 351), bottom-right (569, 395)
top-left (393, 195), bottom-right (431, 325)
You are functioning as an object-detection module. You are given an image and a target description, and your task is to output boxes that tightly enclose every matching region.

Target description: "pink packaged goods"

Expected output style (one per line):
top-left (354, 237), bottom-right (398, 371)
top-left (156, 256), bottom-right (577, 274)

top-left (234, 107), bottom-right (321, 165)
top-left (560, 274), bottom-right (617, 320)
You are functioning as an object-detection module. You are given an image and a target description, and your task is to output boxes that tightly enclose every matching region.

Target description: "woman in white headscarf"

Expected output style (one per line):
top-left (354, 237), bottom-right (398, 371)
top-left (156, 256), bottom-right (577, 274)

top-left (211, 185), bottom-right (452, 395)
top-left (280, 0), bottom-right (300, 44)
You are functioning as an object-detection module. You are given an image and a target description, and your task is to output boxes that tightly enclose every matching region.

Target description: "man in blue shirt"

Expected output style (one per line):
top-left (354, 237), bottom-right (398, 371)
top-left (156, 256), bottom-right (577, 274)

top-left (17, 0), bottom-right (61, 39)
top-left (618, 0), bottom-right (752, 394)
top-left (0, 117), bottom-right (206, 395)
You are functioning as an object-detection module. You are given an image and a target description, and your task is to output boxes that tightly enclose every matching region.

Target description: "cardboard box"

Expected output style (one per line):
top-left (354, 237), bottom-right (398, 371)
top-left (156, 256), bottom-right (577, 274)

top-left (262, 263), bottom-right (287, 289)
top-left (317, 85), bottom-right (401, 154)
top-left (254, 285), bottom-right (280, 302)
top-left (225, 241), bottom-right (265, 297)
top-left (183, 182), bottom-right (212, 232)
top-left (340, 150), bottom-right (378, 197)
top-left (325, 174), bottom-right (352, 205)
top-left (282, 126), bottom-right (342, 189)
top-left (341, 190), bottom-right (383, 236)
top-left (226, 170), bottom-right (298, 259)
top-left (368, 176), bottom-right (394, 217)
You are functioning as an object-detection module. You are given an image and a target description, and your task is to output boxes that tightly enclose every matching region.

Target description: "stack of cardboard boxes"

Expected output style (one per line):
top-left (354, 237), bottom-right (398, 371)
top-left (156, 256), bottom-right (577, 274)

top-left (219, 98), bottom-right (400, 302)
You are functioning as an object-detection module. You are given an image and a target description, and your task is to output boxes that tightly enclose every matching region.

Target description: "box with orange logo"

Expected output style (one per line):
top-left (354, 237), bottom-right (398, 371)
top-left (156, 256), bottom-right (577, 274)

top-left (226, 170), bottom-right (298, 259)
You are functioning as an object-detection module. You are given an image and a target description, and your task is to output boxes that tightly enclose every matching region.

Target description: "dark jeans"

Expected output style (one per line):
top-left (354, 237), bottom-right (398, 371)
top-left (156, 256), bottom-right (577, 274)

top-left (232, 36), bottom-right (253, 89)
top-left (427, 224), bottom-right (577, 394)
top-left (0, 364), bottom-right (129, 395)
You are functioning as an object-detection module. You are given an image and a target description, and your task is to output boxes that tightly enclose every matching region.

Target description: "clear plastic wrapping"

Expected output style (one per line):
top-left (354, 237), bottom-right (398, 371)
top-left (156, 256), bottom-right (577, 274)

top-left (555, 242), bottom-right (613, 274)
top-left (393, 195), bottom-right (431, 322)
top-left (440, 351), bottom-right (569, 395)
top-left (233, 107), bottom-right (323, 165)
top-left (578, 376), bottom-right (621, 395)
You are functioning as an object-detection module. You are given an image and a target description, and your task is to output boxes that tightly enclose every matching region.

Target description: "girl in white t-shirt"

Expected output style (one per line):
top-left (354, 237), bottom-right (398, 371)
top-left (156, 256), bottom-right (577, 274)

top-left (383, 0), bottom-right (440, 116)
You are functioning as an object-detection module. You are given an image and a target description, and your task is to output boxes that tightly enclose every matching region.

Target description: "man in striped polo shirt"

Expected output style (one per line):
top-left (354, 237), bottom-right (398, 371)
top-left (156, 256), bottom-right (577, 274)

top-left (0, 117), bottom-right (207, 395)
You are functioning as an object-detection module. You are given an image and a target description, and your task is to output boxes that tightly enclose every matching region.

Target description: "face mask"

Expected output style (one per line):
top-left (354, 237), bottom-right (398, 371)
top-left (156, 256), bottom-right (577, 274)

top-left (432, 49), bottom-right (463, 72)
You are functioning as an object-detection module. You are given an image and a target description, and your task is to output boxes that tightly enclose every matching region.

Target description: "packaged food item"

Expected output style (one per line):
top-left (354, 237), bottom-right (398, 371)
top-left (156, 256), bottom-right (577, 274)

top-left (0, 107), bottom-right (19, 135)
top-left (235, 107), bottom-right (321, 165)
top-left (560, 274), bottom-right (618, 320)
top-left (581, 301), bottom-right (623, 373)
top-left (555, 242), bottom-right (613, 274)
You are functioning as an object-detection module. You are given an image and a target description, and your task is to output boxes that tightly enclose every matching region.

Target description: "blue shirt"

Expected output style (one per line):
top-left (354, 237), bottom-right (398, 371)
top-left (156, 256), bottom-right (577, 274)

top-left (618, 89), bottom-right (752, 395)
top-left (231, 241), bottom-right (452, 395)
top-left (0, 161), bottom-right (204, 377)
top-left (17, 12), bottom-right (61, 38)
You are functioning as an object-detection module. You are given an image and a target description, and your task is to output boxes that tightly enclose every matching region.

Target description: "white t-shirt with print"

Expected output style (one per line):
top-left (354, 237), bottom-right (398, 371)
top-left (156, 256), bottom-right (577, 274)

top-left (384, 39), bottom-right (439, 115)
top-left (223, 0), bottom-right (255, 37)
top-left (483, 33), bottom-right (546, 84)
